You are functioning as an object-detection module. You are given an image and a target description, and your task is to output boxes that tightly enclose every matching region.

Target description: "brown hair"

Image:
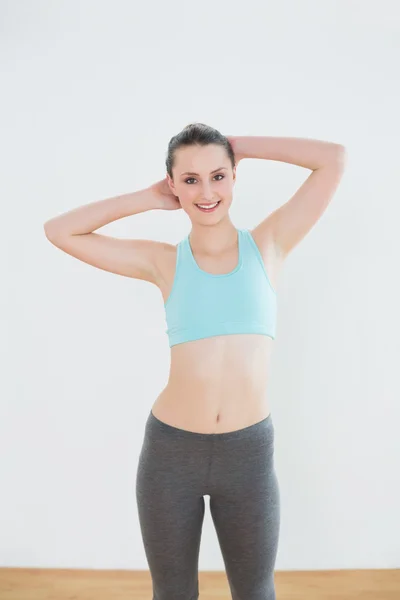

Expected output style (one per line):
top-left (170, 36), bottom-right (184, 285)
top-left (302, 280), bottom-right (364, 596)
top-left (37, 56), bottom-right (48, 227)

top-left (166, 122), bottom-right (235, 179)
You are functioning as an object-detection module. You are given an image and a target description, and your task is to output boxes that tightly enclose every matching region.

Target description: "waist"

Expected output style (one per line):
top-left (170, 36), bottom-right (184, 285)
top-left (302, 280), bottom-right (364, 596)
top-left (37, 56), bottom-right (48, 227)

top-left (163, 370), bottom-right (269, 399)
top-left (155, 334), bottom-right (273, 426)
top-left (153, 381), bottom-right (271, 434)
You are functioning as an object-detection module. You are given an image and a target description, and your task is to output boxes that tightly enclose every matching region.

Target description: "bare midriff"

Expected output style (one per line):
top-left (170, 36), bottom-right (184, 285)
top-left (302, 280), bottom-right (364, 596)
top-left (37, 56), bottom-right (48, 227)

top-left (151, 333), bottom-right (274, 434)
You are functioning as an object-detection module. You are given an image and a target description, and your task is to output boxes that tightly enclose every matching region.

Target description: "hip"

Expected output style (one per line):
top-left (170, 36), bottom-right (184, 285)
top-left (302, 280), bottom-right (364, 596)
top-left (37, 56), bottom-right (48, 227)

top-left (136, 409), bottom-right (277, 500)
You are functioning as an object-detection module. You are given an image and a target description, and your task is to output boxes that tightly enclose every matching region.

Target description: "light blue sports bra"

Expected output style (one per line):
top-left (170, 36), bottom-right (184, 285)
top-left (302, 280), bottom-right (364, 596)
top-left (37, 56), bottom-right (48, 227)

top-left (164, 228), bottom-right (277, 347)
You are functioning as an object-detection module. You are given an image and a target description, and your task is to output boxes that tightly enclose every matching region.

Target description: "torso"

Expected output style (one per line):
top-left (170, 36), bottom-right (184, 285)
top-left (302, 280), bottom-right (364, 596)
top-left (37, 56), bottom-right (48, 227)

top-left (152, 228), bottom-right (283, 434)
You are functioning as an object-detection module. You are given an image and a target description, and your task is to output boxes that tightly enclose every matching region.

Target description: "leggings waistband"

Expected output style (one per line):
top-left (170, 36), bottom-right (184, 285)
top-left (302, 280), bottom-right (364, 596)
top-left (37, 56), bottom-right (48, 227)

top-left (148, 410), bottom-right (273, 442)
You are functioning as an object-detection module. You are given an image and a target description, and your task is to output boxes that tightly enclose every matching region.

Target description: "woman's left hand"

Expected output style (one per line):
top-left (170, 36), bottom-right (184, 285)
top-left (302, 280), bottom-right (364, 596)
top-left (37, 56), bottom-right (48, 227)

top-left (226, 136), bottom-right (245, 165)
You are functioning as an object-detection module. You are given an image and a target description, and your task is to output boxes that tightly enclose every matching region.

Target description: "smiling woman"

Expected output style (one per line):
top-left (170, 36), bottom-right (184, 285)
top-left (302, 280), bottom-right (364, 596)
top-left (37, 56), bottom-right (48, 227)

top-left (44, 121), bottom-right (346, 600)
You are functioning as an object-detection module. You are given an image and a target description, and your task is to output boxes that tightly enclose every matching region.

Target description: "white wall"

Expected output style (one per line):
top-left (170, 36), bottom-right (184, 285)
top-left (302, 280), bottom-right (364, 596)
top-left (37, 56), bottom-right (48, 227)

top-left (2, 0), bottom-right (399, 571)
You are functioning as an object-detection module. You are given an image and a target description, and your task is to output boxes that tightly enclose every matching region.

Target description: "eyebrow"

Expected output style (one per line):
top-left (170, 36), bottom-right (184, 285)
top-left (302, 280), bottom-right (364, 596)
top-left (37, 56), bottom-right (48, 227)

top-left (180, 167), bottom-right (228, 176)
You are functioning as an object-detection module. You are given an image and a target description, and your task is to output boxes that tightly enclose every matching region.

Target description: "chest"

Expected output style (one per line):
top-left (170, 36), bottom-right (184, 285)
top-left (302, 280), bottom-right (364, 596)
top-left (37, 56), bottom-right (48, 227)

top-left (158, 236), bottom-right (280, 306)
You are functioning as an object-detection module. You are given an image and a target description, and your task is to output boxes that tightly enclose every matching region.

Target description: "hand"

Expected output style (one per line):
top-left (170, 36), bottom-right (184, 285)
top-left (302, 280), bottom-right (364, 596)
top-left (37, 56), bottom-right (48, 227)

top-left (226, 136), bottom-right (245, 166)
top-left (147, 177), bottom-right (182, 211)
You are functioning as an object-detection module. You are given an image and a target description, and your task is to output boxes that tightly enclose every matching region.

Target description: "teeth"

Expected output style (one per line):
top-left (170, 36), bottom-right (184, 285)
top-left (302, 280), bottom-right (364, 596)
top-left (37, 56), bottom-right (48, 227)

top-left (197, 202), bottom-right (219, 209)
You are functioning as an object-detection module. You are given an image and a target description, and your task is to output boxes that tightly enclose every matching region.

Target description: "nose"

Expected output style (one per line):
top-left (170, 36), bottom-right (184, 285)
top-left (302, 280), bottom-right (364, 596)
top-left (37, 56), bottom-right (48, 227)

top-left (200, 182), bottom-right (215, 201)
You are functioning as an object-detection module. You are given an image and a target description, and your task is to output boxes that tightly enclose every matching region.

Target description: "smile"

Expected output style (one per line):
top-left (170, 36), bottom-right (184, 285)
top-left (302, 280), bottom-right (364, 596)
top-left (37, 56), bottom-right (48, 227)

top-left (195, 201), bottom-right (221, 212)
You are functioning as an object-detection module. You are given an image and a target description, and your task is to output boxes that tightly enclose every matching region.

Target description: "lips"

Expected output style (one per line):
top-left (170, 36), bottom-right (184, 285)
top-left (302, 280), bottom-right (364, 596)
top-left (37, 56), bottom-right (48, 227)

top-left (195, 201), bottom-right (221, 212)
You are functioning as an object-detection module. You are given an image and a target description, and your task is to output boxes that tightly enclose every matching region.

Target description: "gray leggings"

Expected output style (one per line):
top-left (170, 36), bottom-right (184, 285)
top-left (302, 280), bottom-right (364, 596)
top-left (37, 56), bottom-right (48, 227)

top-left (135, 410), bottom-right (280, 600)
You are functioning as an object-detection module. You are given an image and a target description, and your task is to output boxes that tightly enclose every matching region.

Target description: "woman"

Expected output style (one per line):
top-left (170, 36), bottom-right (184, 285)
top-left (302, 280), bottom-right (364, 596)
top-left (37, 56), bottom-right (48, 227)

top-left (44, 123), bottom-right (346, 600)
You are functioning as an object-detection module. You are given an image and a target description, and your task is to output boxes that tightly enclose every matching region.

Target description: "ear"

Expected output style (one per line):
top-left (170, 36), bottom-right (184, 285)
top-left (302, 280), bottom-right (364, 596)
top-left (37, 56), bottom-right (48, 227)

top-left (166, 173), bottom-right (176, 194)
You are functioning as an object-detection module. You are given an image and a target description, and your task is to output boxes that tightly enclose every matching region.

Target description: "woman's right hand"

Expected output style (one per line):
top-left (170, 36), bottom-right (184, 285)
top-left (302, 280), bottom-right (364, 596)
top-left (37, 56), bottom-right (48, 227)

top-left (147, 177), bottom-right (182, 211)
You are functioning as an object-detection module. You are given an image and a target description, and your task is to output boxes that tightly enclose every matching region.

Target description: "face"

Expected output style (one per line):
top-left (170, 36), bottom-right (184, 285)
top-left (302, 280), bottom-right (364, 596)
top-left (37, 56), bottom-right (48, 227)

top-left (167, 144), bottom-right (236, 223)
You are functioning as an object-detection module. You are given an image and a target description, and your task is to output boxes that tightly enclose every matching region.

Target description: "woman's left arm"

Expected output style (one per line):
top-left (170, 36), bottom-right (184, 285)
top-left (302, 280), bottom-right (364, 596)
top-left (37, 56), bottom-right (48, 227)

top-left (227, 136), bottom-right (347, 259)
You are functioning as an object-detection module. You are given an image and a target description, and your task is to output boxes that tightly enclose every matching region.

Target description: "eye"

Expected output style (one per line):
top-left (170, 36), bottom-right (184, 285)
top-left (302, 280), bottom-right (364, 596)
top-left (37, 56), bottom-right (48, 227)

top-left (184, 174), bottom-right (225, 184)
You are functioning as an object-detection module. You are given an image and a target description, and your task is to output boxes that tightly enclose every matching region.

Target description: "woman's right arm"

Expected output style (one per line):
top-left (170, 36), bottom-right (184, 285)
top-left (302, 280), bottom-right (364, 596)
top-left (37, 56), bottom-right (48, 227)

top-left (43, 185), bottom-right (178, 284)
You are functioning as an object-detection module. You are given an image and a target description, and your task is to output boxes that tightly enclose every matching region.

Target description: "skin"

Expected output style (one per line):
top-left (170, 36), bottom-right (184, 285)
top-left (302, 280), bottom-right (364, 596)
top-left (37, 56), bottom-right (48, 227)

top-left (44, 138), bottom-right (346, 434)
top-left (153, 143), bottom-right (280, 434)
top-left (166, 143), bottom-right (239, 258)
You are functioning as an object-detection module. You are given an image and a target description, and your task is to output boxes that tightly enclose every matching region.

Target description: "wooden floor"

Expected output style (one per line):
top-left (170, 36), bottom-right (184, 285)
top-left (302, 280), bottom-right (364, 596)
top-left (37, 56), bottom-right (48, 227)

top-left (0, 568), bottom-right (399, 599)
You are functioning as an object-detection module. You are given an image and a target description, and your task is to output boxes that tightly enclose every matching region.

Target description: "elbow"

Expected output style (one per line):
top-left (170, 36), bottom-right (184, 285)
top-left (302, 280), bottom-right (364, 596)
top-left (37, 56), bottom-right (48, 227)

top-left (325, 144), bottom-right (347, 173)
top-left (43, 220), bottom-right (66, 243)
top-left (43, 220), bottom-right (56, 241)
top-left (334, 143), bottom-right (347, 165)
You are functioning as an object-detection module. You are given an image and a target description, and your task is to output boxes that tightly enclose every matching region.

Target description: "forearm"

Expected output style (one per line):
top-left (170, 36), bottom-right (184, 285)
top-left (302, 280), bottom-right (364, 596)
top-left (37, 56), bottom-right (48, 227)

top-left (232, 136), bottom-right (346, 170)
top-left (44, 187), bottom-right (154, 237)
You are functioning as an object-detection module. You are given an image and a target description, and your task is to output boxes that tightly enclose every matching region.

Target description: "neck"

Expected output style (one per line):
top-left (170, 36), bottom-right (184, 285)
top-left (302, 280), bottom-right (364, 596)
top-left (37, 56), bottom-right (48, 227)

top-left (189, 217), bottom-right (238, 254)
